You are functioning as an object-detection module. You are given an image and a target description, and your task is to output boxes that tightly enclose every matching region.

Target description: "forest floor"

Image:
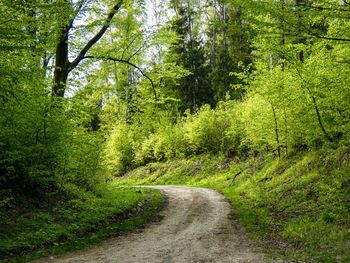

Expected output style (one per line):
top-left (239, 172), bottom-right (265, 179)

top-left (0, 187), bottom-right (162, 262)
top-left (32, 186), bottom-right (290, 263)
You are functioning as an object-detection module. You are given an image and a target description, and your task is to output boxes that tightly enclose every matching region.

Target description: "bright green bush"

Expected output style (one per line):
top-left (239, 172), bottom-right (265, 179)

top-left (104, 125), bottom-right (137, 176)
top-left (184, 103), bottom-right (233, 154)
top-left (160, 124), bottom-right (189, 159)
top-left (135, 123), bottom-right (188, 163)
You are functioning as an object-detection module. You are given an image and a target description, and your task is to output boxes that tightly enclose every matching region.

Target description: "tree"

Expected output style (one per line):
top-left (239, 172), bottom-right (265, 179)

top-left (0, 0), bottom-right (51, 191)
top-left (167, 0), bottom-right (215, 111)
top-left (206, 1), bottom-right (253, 101)
top-left (52, 0), bottom-right (124, 98)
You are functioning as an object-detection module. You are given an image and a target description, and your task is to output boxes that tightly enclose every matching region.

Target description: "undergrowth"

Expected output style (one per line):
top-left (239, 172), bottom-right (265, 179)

top-left (0, 185), bottom-right (162, 262)
top-left (117, 146), bottom-right (350, 263)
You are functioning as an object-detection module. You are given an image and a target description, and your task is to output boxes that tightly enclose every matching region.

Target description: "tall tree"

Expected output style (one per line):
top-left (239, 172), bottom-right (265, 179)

top-left (52, 0), bottom-right (124, 98)
top-left (167, 0), bottom-right (214, 111)
top-left (207, 1), bottom-right (253, 101)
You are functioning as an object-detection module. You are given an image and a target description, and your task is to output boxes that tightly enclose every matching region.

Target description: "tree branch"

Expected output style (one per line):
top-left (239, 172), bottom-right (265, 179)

top-left (66, 0), bottom-right (84, 37)
top-left (121, 36), bottom-right (139, 59)
top-left (312, 35), bottom-right (350, 42)
top-left (335, 60), bottom-right (350, 64)
top-left (278, 15), bottom-right (350, 42)
top-left (73, 0), bottom-right (85, 12)
top-left (290, 4), bottom-right (349, 12)
top-left (83, 55), bottom-right (158, 103)
top-left (68, 0), bottom-right (124, 71)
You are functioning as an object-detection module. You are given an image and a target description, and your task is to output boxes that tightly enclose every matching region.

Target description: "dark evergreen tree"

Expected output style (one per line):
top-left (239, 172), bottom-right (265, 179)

top-left (207, 1), bottom-right (253, 101)
top-left (167, 0), bottom-right (215, 111)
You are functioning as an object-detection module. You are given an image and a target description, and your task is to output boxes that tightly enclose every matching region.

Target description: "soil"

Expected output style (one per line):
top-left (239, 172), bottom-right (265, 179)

top-left (33, 186), bottom-right (290, 263)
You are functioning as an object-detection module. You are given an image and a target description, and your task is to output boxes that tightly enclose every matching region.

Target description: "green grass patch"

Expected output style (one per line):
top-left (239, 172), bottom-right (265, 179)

top-left (0, 185), bottom-right (163, 263)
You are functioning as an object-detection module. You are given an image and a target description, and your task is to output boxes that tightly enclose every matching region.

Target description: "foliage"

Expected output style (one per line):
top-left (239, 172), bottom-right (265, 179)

top-left (135, 123), bottom-right (188, 163)
top-left (183, 103), bottom-right (234, 154)
top-left (1, 0), bottom-right (350, 261)
top-left (104, 124), bottom-right (138, 176)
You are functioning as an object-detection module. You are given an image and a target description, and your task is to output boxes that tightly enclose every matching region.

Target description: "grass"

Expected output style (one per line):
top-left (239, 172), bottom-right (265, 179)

top-left (117, 146), bottom-right (350, 263)
top-left (0, 184), bottom-right (163, 262)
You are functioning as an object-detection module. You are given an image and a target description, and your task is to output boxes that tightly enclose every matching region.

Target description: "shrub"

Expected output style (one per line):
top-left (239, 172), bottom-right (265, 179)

top-left (104, 125), bottom-right (137, 176)
top-left (184, 103), bottom-right (233, 154)
top-left (135, 123), bottom-right (188, 163)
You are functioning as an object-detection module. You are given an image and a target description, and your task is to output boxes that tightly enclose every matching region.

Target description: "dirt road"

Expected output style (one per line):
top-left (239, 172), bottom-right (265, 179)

top-left (34, 186), bottom-right (288, 263)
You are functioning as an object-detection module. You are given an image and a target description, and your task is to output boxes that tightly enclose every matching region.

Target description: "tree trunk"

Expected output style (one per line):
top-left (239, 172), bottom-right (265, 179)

top-left (283, 109), bottom-right (288, 154)
top-left (271, 103), bottom-right (281, 158)
top-left (305, 85), bottom-right (334, 143)
top-left (280, 0), bottom-right (286, 70)
top-left (52, 25), bottom-right (70, 97)
top-left (295, 0), bottom-right (306, 62)
top-left (311, 95), bottom-right (334, 143)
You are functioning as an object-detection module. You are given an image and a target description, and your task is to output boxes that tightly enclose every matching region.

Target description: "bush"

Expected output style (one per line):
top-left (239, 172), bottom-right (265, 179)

top-left (104, 125), bottom-right (137, 176)
top-left (184, 103), bottom-right (234, 154)
top-left (54, 126), bottom-right (105, 192)
top-left (132, 102), bottom-right (250, 165)
top-left (135, 123), bottom-right (188, 163)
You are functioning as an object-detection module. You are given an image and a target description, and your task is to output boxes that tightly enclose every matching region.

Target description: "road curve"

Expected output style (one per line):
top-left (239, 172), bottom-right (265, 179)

top-left (34, 186), bottom-right (287, 263)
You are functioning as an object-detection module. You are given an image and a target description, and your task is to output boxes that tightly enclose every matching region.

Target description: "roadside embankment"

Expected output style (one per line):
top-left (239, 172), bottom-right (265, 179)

top-left (117, 147), bottom-right (350, 263)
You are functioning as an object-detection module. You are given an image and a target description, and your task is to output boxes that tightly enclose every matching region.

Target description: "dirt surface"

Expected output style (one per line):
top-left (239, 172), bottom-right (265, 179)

top-left (34, 186), bottom-right (289, 263)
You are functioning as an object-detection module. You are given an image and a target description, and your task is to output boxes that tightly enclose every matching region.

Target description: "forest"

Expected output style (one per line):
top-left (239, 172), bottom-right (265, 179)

top-left (0, 0), bottom-right (349, 262)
